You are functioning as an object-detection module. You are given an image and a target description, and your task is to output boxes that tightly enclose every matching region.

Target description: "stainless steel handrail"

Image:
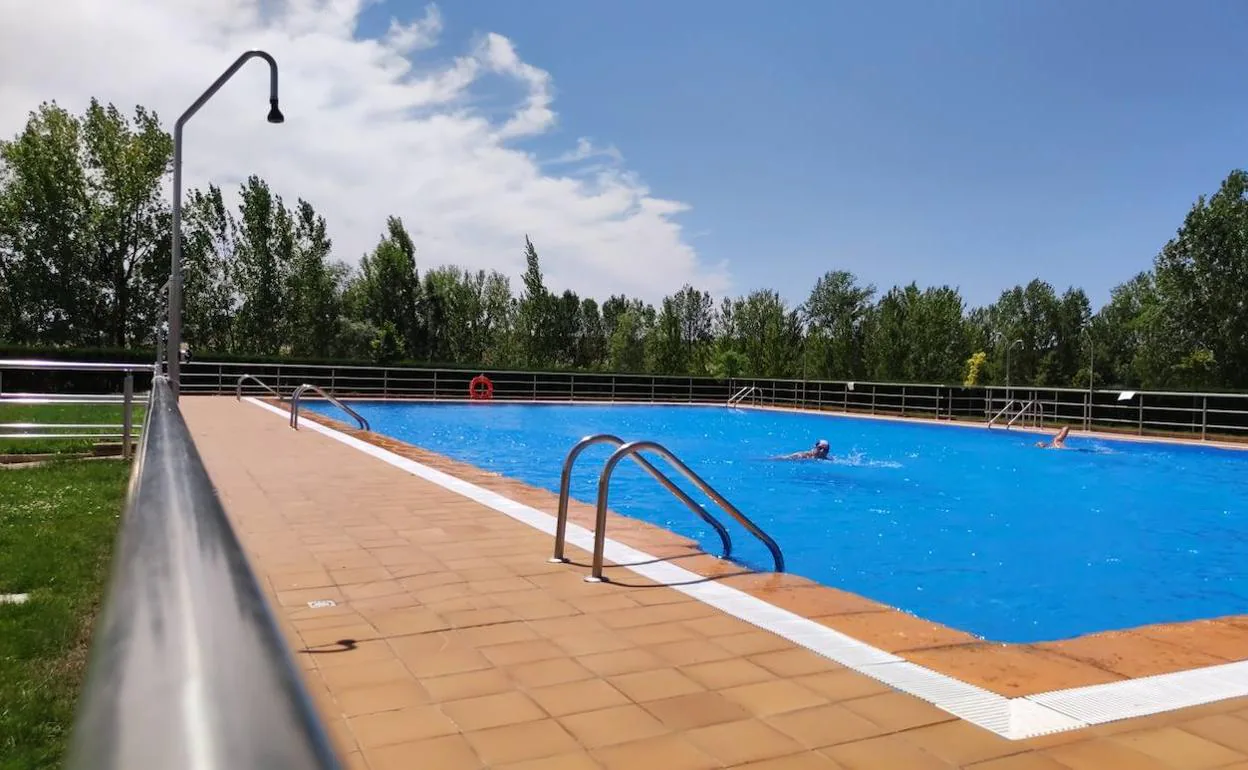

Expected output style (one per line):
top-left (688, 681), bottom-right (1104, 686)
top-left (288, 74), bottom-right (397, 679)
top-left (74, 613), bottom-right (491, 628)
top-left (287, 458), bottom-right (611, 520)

top-left (551, 434), bottom-right (733, 564)
top-left (289, 383), bottom-right (369, 431)
top-left (585, 440), bottom-right (784, 581)
top-left (987, 399), bottom-right (1018, 426)
top-left (727, 385), bottom-right (757, 406)
top-left (66, 376), bottom-right (342, 770)
top-left (1005, 399), bottom-right (1038, 429)
top-left (236, 374), bottom-right (282, 401)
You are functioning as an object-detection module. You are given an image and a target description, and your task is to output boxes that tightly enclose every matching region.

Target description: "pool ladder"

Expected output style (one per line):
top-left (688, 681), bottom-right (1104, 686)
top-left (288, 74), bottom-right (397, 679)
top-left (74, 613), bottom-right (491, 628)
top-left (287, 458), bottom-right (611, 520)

top-left (551, 434), bottom-right (784, 582)
top-left (988, 398), bottom-right (1041, 429)
top-left (288, 383), bottom-right (370, 432)
top-left (235, 374), bottom-right (283, 401)
top-left (727, 385), bottom-right (758, 407)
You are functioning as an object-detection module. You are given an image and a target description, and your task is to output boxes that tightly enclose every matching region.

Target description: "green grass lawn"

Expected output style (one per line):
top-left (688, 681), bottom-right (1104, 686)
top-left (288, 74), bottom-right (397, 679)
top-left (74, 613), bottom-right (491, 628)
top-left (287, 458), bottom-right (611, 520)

top-left (0, 403), bottom-right (146, 456)
top-left (0, 460), bottom-right (129, 769)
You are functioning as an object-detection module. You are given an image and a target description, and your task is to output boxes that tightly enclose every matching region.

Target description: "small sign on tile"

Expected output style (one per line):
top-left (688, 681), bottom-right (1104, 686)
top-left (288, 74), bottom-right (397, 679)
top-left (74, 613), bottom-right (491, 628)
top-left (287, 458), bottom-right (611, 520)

top-left (306, 599), bottom-right (337, 609)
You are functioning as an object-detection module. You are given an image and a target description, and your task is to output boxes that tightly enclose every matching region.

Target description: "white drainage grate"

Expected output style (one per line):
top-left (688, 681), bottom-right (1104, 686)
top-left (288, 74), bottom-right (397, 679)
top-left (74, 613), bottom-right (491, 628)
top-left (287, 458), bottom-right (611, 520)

top-left (306, 599), bottom-right (337, 609)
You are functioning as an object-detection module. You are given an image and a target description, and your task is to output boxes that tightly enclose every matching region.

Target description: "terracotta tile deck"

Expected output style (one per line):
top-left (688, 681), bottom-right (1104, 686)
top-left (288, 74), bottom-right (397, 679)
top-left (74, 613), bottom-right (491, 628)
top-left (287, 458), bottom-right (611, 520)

top-left (184, 397), bottom-right (1248, 769)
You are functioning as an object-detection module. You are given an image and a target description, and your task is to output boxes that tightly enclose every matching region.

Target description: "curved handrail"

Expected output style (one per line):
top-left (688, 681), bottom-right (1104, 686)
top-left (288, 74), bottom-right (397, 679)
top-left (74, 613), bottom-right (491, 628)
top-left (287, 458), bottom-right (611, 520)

top-left (289, 384), bottom-right (369, 432)
top-left (727, 384), bottom-right (757, 406)
top-left (586, 440), bottom-right (784, 582)
top-left (236, 374), bottom-right (282, 401)
top-left (551, 434), bottom-right (732, 564)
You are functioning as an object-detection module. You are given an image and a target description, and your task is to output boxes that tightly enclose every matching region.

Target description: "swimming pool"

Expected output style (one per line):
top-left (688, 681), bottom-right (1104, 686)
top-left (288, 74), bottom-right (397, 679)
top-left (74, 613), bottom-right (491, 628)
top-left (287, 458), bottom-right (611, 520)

top-left (305, 401), bottom-right (1248, 643)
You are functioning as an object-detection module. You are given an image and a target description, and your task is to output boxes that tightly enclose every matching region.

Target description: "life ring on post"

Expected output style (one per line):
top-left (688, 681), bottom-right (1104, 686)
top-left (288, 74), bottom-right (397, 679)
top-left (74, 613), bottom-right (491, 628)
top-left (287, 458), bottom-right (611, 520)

top-left (469, 374), bottom-right (494, 401)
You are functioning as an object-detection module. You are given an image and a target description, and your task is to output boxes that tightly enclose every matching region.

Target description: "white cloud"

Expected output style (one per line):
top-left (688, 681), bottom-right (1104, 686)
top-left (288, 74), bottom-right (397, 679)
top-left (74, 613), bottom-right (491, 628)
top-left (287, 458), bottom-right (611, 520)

top-left (0, 0), bottom-right (729, 302)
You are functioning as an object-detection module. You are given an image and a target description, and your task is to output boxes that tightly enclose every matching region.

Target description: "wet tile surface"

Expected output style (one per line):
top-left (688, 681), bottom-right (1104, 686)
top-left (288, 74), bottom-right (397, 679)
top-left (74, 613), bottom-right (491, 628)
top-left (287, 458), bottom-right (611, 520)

top-left (184, 398), bottom-right (1248, 768)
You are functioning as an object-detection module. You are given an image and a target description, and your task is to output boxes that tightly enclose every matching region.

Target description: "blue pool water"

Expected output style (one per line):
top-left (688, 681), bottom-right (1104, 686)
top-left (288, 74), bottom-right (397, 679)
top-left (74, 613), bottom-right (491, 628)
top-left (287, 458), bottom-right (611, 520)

top-left (306, 401), bottom-right (1248, 642)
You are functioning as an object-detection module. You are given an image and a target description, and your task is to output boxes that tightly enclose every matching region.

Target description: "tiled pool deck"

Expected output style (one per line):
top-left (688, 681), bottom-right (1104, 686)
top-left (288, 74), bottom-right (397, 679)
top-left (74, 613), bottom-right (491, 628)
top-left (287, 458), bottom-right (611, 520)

top-left (184, 397), bottom-right (1248, 769)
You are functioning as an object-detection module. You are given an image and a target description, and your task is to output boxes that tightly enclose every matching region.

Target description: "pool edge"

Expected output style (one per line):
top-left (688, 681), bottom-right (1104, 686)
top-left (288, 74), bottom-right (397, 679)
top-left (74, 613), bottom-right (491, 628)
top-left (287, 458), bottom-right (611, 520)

top-left (252, 397), bottom-right (1248, 740)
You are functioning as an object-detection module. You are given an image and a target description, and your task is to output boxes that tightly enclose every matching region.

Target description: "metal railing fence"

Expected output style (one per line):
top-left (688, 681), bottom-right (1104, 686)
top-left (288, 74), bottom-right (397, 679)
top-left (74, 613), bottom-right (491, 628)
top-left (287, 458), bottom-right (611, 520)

top-left (178, 359), bottom-right (1248, 443)
top-left (8, 358), bottom-right (1248, 443)
top-left (66, 376), bottom-right (342, 770)
top-left (0, 360), bottom-right (151, 457)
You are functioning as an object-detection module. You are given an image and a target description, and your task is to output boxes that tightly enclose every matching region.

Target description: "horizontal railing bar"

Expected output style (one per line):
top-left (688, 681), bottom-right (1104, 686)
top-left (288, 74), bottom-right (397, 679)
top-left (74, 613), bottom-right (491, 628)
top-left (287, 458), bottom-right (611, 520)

top-left (0, 422), bottom-right (131, 429)
top-left (0, 432), bottom-right (133, 439)
top-left (0, 359), bottom-right (154, 372)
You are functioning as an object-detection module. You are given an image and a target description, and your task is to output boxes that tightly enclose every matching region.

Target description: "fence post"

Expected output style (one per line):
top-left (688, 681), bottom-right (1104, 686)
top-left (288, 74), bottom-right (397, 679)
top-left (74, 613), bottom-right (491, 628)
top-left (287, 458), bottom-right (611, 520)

top-left (901, 387), bottom-right (907, 417)
top-left (1137, 394), bottom-right (1144, 435)
top-left (651, 378), bottom-right (656, 403)
top-left (611, 376), bottom-right (616, 403)
top-left (1201, 396), bottom-right (1208, 440)
top-left (217, 364), bottom-right (223, 394)
top-left (570, 374), bottom-right (576, 402)
top-left (870, 386), bottom-right (877, 415)
top-left (122, 373), bottom-right (134, 460)
top-left (688, 377), bottom-right (693, 403)
top-left (330, 368), bottom-right (336, 394)
top-left (1085, 390), bottom-right (1091, 432)
top-left (532, 373), bottom-right (538, 401)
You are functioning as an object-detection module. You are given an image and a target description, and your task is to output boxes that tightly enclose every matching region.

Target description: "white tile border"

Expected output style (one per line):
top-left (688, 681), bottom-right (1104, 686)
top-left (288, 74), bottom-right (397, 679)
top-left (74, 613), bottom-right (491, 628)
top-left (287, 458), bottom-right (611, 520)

top-left (244, 397), bottom-right (1247, 739)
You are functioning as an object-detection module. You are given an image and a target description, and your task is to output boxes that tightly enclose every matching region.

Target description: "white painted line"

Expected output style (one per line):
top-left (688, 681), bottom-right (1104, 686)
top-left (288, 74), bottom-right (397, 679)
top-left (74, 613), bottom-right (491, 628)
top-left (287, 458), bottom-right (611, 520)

top-left (241, 397), bottom-right (1244, 738)
top-left (0, 593), bottom-right (30, 605)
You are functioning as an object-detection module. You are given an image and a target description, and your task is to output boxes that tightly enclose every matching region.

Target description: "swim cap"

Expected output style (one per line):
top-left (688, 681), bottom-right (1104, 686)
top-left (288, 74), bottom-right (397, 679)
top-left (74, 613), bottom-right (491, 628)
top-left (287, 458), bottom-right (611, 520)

top-left (816, 439), bottom-right (829, 449)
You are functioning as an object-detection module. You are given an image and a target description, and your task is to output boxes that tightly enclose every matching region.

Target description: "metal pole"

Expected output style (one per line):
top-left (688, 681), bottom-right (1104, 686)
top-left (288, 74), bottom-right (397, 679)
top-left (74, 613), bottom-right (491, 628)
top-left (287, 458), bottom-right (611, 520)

top-left (168, 50), bottom-right (283, 400)
top-left (122, 373), bottom-right (134, 460)
top-left (1088, 338), bottom-right (1095, 431)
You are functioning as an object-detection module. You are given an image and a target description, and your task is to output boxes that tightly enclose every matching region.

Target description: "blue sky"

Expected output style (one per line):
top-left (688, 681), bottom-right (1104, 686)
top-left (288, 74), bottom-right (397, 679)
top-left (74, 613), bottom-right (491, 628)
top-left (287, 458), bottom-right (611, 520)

top-left (358, 0), bottom-right (1248, 310)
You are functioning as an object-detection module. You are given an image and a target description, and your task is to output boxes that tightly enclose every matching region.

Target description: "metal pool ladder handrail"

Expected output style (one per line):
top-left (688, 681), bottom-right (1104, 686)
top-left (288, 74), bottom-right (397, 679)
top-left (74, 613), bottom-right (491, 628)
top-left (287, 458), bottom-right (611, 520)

top-left (584, 439), bottom-right (784, 582)
top-left (987, 399), bottom-right (1019, 427)
top-left (1005, 399), bottom-right (1040, 429)
top-left (551, 434), bottom-right (733, 565)
top-left (727, 385), bottom-right (757, 407)
top-left (289, 383), bottom-right (370, 431)
top-left (236, 374), bottom-right (282, 401)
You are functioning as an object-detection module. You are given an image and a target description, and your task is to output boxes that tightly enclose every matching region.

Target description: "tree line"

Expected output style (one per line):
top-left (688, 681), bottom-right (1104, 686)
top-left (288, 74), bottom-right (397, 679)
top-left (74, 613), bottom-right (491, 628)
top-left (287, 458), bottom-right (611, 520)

top-left (2, 99), bottom-right (1247, 390)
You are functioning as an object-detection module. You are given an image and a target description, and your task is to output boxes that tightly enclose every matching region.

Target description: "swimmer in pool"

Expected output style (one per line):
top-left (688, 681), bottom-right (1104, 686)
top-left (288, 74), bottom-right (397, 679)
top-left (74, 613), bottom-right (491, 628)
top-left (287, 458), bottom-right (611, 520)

top-left (1035, 426), bottom-right (1070, 449)
top-left (782, 439), bottom-right (831, 460)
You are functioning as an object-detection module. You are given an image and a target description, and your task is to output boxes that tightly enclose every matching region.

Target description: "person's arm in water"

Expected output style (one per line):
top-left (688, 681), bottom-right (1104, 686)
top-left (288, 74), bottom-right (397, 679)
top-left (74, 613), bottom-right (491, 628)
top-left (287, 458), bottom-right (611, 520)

top-left (1035, 426), bottom-right (1071, 449)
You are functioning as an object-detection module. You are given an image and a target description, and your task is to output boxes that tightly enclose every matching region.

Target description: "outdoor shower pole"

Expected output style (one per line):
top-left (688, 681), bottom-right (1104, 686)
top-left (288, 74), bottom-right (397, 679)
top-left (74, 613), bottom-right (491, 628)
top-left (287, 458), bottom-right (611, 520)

top-left (168, 50), bottom-right (284, 399)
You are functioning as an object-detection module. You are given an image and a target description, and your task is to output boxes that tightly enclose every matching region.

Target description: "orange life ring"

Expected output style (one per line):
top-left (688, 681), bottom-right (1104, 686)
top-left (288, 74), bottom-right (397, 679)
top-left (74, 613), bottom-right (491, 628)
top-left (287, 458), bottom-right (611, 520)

top-left (469, 374), bottom-right (494, 401)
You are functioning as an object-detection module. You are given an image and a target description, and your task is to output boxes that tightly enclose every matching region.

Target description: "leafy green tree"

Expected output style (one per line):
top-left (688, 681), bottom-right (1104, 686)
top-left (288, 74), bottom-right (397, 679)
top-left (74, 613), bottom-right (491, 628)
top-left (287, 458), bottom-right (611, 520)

top-left (517, 235), bottom-right (555, 368)
top-left (180, 184), bottom-right (238, 351)
top-left (0, 102), bottom-right (94, 344)
top-left (480, 271), bottom-right (517, 366)
top-left (231, 175), bottom-right (293, 354)
top-left (577, 298), bottom-right (606, 369)
top-left (552, 289), bottom-right (582, 367)
top-left (730, 290), bottom-right (802, 377)
top-left (351, 216), bottom-right (423, 358)
top-left (1152, 170), bottom-right (1248, 387)
top-left (82, 99), bottom-right (173, 347)
top-left (802, 270), bottom-right (875, 379)
top-left (285, 199), bottom-right (345, 357)
top-left (608, 305), bottom-right (648, 372)
top-left (649, 296), bottom-right (686, 374)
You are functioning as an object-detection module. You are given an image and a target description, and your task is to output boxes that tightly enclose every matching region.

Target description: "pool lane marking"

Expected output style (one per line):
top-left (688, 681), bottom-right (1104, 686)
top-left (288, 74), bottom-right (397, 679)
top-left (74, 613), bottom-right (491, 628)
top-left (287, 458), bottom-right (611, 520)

top-left (246, 398), bottom-right (1245, 739)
